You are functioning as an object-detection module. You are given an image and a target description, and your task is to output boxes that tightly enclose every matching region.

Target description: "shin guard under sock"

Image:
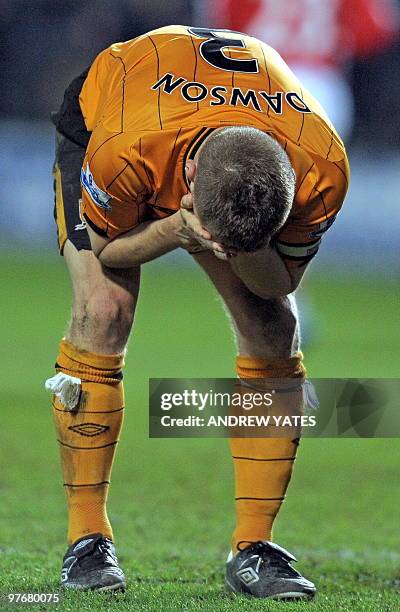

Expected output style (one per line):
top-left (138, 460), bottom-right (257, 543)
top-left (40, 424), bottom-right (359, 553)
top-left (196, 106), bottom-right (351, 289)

top-left (52, 339), bottom-right (124, 544)
top-left (231, 353), bottom-right (306, 551)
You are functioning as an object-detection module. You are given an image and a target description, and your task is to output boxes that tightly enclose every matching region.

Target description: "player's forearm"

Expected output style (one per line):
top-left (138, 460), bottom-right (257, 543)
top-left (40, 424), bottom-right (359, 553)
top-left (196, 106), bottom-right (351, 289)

top-left (230, 247), bottom-right (294, 297)
top-left (98, 216), bottom-right (181, 268)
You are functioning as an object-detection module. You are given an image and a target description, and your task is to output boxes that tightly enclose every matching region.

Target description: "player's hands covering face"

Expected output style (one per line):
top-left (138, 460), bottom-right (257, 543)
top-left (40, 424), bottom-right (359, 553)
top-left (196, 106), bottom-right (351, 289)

top-left (178, 161), bottom-right (236, 260)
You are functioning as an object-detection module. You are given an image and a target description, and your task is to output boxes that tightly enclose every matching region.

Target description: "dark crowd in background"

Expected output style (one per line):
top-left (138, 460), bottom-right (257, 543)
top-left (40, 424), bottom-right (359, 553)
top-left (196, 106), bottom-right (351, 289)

top-left (1, 0), bottom-right (399, 148)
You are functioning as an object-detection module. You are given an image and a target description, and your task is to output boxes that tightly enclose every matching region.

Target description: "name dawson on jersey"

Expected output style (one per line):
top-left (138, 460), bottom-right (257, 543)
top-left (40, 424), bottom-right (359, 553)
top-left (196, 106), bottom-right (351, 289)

top-left (151, 73), bottom-right (312, 115)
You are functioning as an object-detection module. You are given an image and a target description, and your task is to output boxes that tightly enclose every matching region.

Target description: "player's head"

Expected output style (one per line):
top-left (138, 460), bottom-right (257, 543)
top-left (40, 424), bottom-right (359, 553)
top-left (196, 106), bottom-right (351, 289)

top-left (193, 126), bottom-right (295, 252)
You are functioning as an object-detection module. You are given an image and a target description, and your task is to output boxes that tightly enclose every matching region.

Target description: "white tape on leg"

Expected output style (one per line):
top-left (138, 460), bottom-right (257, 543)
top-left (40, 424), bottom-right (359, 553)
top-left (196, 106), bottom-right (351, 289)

top-left (45, 372), bottom-right (82, 410)
top-left (303, 379), bottom-right (319, 411)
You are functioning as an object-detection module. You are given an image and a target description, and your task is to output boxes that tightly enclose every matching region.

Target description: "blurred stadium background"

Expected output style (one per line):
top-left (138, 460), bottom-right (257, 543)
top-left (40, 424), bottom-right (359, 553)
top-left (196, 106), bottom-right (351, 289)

top-left (1, 0), bottom-right (400, 272)
top-left (1, 1), bottom-right (399, 609)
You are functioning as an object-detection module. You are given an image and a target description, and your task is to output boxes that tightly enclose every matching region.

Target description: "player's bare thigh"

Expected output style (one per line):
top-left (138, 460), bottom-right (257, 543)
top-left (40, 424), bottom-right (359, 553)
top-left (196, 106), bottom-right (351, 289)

top-left (192, 251), bottom-right (299, 358)
top-left (63, 240), bottom-right (140, 354)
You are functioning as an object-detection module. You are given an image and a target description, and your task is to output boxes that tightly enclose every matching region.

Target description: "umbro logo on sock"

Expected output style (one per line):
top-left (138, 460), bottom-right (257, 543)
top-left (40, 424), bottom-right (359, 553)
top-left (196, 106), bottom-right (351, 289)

top-left (68, 423), bottom-right (110, 437)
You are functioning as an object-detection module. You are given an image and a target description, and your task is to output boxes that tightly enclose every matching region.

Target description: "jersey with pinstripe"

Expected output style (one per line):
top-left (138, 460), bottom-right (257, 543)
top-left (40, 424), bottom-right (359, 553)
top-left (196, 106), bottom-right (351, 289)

top-left (79, 25), bottom-right (349, 266)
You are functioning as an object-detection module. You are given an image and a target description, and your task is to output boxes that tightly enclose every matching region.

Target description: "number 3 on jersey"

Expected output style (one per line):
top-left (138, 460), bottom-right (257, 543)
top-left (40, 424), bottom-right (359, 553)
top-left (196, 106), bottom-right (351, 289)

top-left (188, 27), bottom-right (259, 74)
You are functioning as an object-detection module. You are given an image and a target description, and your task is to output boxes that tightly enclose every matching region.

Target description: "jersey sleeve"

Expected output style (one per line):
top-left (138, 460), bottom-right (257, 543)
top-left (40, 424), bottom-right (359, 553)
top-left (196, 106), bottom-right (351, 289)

top-left (80, 137), bottom-right (151, 240)
top-left (275, 156), bottom-right (350, 268)
top-left (81, 176), bottom-right (147, 240)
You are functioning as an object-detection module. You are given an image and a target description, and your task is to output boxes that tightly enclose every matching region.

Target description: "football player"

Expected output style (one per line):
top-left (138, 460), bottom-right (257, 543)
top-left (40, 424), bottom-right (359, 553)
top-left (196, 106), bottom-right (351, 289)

top-left (46, 25), bottom-right (349, 599)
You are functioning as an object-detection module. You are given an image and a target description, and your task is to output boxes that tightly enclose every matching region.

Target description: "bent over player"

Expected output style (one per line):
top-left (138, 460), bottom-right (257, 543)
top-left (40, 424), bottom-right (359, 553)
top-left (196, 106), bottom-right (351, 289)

top-left (46, 25), bottom-right (349, 599)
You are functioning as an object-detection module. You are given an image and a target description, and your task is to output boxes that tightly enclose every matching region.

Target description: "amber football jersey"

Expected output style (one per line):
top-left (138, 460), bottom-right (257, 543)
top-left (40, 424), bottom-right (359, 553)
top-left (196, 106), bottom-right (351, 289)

top-left (79, 25), bottom-right (349, 266)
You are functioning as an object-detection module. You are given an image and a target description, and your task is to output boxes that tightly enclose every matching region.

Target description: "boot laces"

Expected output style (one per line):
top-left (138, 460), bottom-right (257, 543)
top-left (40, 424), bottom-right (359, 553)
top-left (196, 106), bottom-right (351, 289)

top-left (240, 541), bottom-right (300, 578)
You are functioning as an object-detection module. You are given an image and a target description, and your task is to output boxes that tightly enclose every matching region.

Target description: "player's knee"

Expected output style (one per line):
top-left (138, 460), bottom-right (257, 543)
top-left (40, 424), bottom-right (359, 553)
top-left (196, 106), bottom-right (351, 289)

top-left (252, 295), bottom-right (297, 329)
top-left (72, 290), bottom-right (135, 343)
top-left (263, 295), bottom-right (298, 339)
top-left (277, 295), bottom-right (298, 329)
top-left (238, 295), bottom-right (299, 354)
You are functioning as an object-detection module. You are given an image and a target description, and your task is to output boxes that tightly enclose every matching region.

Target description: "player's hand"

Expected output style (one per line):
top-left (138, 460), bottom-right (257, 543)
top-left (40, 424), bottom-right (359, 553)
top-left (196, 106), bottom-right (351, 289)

top-left (180, 206), bottom-right (233, 260)
top-left (179, 162), bottom-right (237, 260)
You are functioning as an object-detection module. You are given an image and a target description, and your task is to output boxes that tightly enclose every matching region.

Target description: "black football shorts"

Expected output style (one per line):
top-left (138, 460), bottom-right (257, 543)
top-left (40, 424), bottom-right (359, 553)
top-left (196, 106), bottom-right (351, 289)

top-left (51, 68), bottom-right (91, 254)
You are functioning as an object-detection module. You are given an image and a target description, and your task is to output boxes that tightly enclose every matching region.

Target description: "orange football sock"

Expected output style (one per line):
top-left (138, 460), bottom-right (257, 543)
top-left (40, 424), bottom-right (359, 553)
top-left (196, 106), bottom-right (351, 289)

top-left (231, 353), bottom-right (306, 551)
top-left (52, 339), bottom-right (124, 544)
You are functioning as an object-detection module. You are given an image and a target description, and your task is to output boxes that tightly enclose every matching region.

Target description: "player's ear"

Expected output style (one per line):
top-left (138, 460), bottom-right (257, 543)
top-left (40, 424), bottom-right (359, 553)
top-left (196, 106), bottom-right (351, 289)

top-left (185, 159), bottom-right (197, 189)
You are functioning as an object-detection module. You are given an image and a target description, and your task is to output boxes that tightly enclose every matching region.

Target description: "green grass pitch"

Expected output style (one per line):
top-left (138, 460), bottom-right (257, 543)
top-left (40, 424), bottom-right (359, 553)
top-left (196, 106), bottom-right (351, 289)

top-left (0, 253), bottom-right (399, 611)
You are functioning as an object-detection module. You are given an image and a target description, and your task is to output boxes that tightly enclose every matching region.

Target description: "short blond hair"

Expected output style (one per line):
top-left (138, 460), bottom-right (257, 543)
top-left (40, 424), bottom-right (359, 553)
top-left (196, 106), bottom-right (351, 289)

top-left (194, 126), bottom-right (295, 252)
